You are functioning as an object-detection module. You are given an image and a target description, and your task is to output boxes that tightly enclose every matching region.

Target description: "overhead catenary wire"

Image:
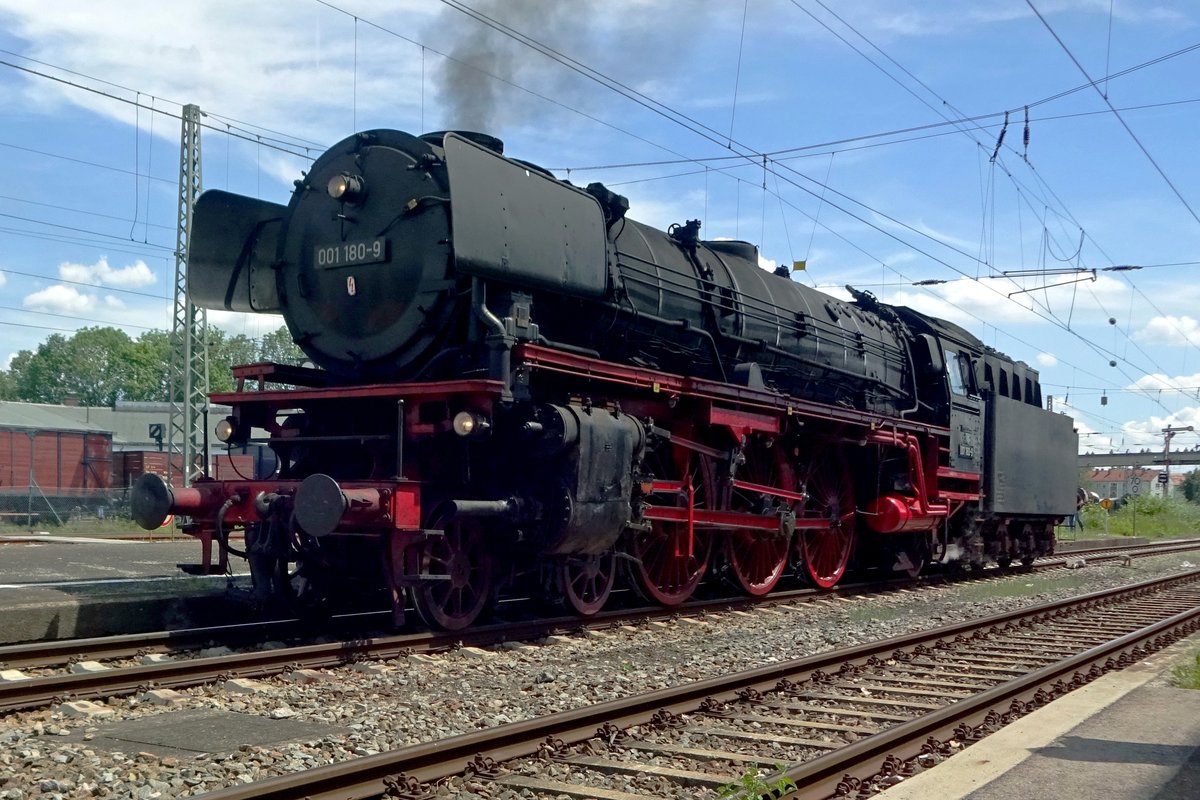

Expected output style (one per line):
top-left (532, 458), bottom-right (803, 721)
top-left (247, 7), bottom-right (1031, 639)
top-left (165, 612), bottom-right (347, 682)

top-left (0, 194), bottom-right (174, 233)
top-left (515, 0), bottom-right (1189, 379)
top-left (0, 212), bottom-right (174, 253)
top-left (516, 0), bottom-right (1177, 378)
top-left (4, 3), bottom-right (1180, 352)
top-left (0, 56), bottom-right (1152, 398)
top-left (0, 304), bottom-right (161, 333)
top-left (0, 226), bottom-right (171, 262)
top-left (551, 94), bottom-right (1200, 174)
top-left (1025, 0), bottom-right (1200, 229)
top-left (0, 59), bottom-right (317, 161)
top-left (0, 265), bottom-right (169, 302)
top-left (727, 0), bottom-right (751, 147)
top-left (773, 2), bottom-right (1191, 410)
top-left (0, 9), bottom-right (1191, 420)
top-left (432, 0), bottom-right (762, 159)
top-left (311, 0), bottom-right (693, 162)
top-left (544, 59), bottom-right (1182, 413)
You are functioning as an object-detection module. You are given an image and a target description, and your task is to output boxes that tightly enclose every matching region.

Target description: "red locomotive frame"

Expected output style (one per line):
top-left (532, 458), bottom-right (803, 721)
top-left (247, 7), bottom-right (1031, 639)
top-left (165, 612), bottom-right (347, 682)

top-left (161, 342), bottom-right (978, 627)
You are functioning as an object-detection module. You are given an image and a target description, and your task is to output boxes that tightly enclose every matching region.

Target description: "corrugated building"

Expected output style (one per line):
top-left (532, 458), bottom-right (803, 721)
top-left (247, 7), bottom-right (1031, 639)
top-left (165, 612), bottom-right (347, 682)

top-left (0, 400), bottom-right (261, 491)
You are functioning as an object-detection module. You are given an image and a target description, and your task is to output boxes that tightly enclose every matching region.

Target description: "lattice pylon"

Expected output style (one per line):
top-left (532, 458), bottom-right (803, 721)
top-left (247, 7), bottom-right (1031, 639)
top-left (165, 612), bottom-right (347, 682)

top-left (167, 103), bottom-right (208, 486)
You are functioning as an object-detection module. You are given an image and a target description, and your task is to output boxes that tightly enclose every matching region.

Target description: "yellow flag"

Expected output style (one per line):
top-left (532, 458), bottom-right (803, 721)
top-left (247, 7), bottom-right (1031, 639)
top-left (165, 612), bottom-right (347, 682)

top-left (792, 260), bottom-right (807, 272)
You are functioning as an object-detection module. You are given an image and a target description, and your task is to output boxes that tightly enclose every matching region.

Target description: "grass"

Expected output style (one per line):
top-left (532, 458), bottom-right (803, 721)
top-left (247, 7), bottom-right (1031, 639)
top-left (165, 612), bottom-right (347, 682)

top-left (1170, 651), bottom-right (1200, 690)
top-left (955, 573), bottom-right (1090, 602)
top-left (0, 516), bottom-right (185, 539)
top-left (718, 765), bottom-right (796, 799)
top-left (1066, 496), bottom-right (1200, 539)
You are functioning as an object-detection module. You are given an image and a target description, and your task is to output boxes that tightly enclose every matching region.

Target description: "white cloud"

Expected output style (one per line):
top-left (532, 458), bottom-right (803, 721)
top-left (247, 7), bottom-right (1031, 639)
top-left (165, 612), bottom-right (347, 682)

top-left (103, 295), bottom-right (126, 309)
top-left (852, 0), bottom-right (1187, 39)
top-left (813, 283), bottom-right (854, 302)
top-left (0, 271), bottom-right (7, 288)
top-left (1134, 315), bottom-right (1200, 347)
top-left (1127, 372), bottom-right (1200, 398)
top-left (1058, 394), bottom-right (1188, 455)
top-left (619, 188), bottom-right (710, 234)
top-left (886, 218), bottom-right (977, 252)
top-left (1036, 352), bottom-right (1058, 367)
top-left (58, 257), bottom-right (155, 288)
top-left (206, 310), bottom-right (288, 340)
top-left (1119, 407), bottom-right (1200, 442)
top-left (0, 0), bottom-right (434, 147)
top-left (875, 274), bottom-right (1129, 329)
top-left (23, 285), bottom-right (95, 313)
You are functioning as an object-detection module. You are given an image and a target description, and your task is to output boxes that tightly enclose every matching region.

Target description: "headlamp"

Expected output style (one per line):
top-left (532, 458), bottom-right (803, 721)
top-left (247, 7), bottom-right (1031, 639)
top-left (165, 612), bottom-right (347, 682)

top-left (215, 417), bottom-right (236, 443)
top-left (326, 173), bottom-right (365, 203)
top-left (452, 411), bottom-right (490, 437)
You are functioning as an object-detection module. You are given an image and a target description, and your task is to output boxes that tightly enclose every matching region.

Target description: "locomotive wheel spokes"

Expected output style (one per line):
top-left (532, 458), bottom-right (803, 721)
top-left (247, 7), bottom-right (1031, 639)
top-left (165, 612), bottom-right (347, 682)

top-left (725, 440), bottom-right (794, 596)
top-left (625, 445), bottom-right (714, 606)
top-left (555, 551), bottom-right (617, 616)
top-left (410, 518), bottom-right (495, 631)
top-left (796, 448), bottom-right (856, 589)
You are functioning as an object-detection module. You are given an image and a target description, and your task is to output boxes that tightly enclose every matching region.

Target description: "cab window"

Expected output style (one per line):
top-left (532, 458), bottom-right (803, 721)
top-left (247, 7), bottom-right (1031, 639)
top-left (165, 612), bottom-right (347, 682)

top-left (944, 349), bottom-right (975, 397)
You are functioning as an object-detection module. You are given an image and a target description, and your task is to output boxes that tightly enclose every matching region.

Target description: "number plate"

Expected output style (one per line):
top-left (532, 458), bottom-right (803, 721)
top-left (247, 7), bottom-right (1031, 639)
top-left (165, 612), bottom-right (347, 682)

top-left (313, 237), bottom-right (388, 269)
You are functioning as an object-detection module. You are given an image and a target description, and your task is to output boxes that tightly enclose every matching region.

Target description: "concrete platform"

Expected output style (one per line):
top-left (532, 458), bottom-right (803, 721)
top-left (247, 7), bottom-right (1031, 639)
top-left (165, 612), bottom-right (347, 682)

top-left (877, 632), bottom-right (1200, 800)
top-left (0, 534), bottom-right (247, 583)
top-left (0, 535), bottom-right (251, 644)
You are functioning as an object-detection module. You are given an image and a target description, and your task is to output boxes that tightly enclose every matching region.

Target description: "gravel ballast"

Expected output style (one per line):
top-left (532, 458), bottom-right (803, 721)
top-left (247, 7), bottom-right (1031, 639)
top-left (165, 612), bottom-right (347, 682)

top-left (1, 550), bottom-right (1197, 799)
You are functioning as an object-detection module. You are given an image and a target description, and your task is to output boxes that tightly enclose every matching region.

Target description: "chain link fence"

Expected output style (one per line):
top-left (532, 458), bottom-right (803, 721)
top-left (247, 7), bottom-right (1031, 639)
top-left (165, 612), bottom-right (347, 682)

top-left (0, 487), bottom-right (131, 527)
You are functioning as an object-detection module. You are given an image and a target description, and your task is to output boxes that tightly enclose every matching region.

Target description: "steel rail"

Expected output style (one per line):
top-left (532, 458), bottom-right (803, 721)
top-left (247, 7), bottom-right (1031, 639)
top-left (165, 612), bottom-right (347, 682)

top-left (775, 599), bottom-right (1200, 798)
top-left (2, 537), bottom-right (1195, 674)
top-left (190, 569), bottom-right (1200, 800)
top-left (0, 617), bottom-right (312, 670)
top-left (0, 583), bottom-right (877, 709)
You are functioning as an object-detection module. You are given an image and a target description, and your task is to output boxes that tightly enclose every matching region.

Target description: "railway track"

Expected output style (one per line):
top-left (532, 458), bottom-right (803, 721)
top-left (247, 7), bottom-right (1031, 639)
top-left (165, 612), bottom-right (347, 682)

top-left (187, 568), bottom-right (1200, 800)
top-left (0, 537), bottom-right (1195, 707)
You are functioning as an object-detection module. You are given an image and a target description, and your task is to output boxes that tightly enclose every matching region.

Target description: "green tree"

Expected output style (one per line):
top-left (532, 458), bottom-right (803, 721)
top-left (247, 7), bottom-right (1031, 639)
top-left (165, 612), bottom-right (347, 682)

top-left (206, 330), bottom-right (259, 394)
top-left (1181, 469), bottom-right (1200, 504)
top-left (9, 328), bottom-right (137, 406)
top-left (260, 325), bottom-right (305, 364)
top-left (0, 324), bottom-right (308, 405)
top-left (124, 331), bottom-right (172, 402)
top-left (2, 349), bottom-right (36, 399)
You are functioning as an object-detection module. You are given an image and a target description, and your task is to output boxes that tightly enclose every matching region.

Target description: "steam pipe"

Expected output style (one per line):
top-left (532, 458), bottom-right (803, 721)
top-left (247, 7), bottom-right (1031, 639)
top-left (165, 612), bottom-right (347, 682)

top-left (472, 278), bottom-right (511, 392)
top-left (866, 430), bottom-right (949, 518)
top-left (601, 301), bottom-right (727, 382)
top-left (215, 495), bottom-right (247, 558)
top-left (471, 278), bottom-right (505, 337)
top-left (448, 498), bottom-right (519, 519)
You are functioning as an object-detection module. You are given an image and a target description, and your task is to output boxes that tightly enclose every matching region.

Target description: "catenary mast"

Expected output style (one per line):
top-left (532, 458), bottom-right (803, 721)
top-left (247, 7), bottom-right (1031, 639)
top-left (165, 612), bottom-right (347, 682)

top-left (167, 103), bottom-right (209, 486)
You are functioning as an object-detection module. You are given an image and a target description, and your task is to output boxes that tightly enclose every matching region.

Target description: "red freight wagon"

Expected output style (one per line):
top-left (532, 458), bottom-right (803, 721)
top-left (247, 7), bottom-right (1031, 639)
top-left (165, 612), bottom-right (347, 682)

top-left (115, 450), bottom-right (185, 489)
top-left (115, 451), bottom-right (258, 488)
top-left (212, 454), bottom-right (254, 480)
top-left (0, 429), bottom-right (112, 493)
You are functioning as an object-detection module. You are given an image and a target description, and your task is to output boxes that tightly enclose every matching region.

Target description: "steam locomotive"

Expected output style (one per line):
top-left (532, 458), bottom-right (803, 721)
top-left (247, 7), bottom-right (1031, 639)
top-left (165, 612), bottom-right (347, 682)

top-left (132, 129), bottom-right (1078, 630)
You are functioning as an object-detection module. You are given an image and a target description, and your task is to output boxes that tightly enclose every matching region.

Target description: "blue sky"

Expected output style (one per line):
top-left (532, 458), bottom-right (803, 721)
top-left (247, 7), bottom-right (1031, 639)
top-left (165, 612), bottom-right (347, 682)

top-left (0, 0), bottom-right (1197, 455)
